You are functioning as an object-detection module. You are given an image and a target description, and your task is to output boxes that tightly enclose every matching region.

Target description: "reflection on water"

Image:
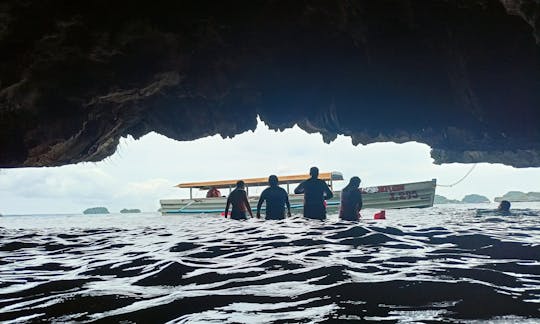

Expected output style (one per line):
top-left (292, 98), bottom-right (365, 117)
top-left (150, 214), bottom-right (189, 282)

top-left (1, 204), bottom-right (539, 322)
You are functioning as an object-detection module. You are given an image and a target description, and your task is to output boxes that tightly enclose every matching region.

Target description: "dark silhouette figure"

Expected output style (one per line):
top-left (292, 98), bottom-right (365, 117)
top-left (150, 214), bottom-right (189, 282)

top-left (477, 200), bottom-right (512, 217)
top-left (225, 181), bottom-right (253, 220)
top-left (339, 176), bottom-right (363, 221)
top-left (498, 200), bottom-right (511, 216)
top-left (256, 175), bottom-right (291, 220)
top-left (294, 167), bottom-right (333, 220)
top-left (206, 186), bottom-right (221, 198)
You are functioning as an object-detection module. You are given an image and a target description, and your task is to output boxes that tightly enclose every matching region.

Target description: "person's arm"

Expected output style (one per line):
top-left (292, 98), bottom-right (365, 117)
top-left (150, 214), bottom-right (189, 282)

top-left (224, 196), bottom-right (230, 218)
top-left (244, 193), bottom-right (253, 218)
top-left (256, 191), bottom-right (265, 219)
top-left (358, 191), bottom-right (363, 210)
top-left (323, 182), bottom-right (333, 200)
top-left (285, 194), bottom-right (291, 217)
top-left (294, 181), bottom-right (305, 194)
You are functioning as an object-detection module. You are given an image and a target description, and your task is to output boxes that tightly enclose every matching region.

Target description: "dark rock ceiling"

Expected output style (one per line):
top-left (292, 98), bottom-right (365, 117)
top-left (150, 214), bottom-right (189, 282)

top-left (0, 0), bottom-right (539, 168)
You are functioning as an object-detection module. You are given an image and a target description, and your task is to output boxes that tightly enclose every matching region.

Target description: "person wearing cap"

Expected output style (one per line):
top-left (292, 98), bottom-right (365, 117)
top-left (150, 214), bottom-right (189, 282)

top-left (225, 180), bottom-right (253, 220)
top-left (339, 176), bottom-right (363, 221)
top-left (256, 175), bottom-right (291, 220)
top-left (294, 166), bottom-right (333, 220)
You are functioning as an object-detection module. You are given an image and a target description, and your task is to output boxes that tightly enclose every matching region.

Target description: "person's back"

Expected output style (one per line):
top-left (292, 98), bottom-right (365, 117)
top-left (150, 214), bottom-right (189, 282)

top-left (339, 177), bottom-right (363, 221)
top-left (257, 175), bottom-right (291, 220)
top-left (294, 167), bottom-right (333, 220)
top-left (225, 181), bottom-right (253, 220)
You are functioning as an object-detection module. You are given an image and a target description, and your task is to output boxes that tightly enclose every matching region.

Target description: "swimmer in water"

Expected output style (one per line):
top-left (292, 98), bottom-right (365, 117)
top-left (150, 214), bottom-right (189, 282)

top-left (497, 200), bottom-right (511, 216)
top-left (476, 200), bottom-right (512, 217)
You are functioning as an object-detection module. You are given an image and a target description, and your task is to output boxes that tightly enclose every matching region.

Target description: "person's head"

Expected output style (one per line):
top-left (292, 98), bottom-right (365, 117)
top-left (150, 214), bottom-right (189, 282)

top-left (349, 176), bottom-right (361, 188)
top-left (268, 175), bottom-right (279, 187)
top-left (309, 166), bottom-right (319, 178)
top-left (498, 200), bottom-right (511, 212)
top-left (236, 180), bottom-right (245, 189)
top-left (344, 176), bottom-right (361, 191)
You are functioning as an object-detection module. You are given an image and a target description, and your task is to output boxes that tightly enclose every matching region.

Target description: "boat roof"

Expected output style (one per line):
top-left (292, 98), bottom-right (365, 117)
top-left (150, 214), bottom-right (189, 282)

top-left (176, 171), bottom-right (344, 189)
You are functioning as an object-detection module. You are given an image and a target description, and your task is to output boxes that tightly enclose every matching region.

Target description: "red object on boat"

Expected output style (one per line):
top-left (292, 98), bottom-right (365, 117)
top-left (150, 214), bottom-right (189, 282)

top-left (220, 212), bottom-right (229, 217)
top-left (374, 210), bottom-right (386, 219)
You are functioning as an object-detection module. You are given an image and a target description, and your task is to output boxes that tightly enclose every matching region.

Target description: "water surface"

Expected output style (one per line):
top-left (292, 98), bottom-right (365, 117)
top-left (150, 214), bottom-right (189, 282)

top-left (1, 203), bottom-right (539, 322)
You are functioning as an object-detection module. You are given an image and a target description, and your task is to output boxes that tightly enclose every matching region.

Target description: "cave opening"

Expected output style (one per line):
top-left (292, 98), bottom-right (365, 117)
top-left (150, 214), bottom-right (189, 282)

top-left (1, 118), bottom-right (539, 215)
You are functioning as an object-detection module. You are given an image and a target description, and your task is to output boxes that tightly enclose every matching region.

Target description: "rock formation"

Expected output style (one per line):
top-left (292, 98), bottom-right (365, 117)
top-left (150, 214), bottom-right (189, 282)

top-left (83, 207), bottom-right (110, 214)
top-left (461, 194), bottom-right (491, 203)
top-left (434, 195), bottom-right (462, 204)
top-left (495, 191), bottom-right (540, 201)
top-left (120, 208), bottom-right (141, 214)
top-left (1, 1), bottom-right (539, 168)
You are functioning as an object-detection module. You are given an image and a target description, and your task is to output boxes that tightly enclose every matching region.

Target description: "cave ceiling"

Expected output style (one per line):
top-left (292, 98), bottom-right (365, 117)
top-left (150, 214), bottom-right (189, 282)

top-left (0, 0), bottom-right (539, 168)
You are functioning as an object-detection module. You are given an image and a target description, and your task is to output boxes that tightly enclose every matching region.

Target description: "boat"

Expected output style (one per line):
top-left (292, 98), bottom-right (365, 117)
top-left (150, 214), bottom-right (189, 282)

top-left (159, 171), bottom-right (436, 215)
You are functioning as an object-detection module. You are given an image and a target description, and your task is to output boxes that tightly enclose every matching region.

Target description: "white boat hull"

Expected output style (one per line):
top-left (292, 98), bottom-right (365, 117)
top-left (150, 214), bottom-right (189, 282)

top-left (159, 179), bottom-right (436, 215)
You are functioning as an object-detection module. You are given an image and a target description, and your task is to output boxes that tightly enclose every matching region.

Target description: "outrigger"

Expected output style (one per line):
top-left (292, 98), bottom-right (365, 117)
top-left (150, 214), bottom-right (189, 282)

top-left (159, 171), bottom-right (436, 215)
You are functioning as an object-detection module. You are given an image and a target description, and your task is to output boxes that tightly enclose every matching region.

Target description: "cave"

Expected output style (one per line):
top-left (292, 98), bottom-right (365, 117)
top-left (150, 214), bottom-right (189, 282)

top-left (1, 0), bottom-right (539, 168)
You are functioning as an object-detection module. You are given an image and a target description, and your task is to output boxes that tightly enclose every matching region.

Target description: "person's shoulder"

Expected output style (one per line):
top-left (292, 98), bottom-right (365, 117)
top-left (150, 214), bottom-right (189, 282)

top-left (232, 188), bottom-right (244, 195)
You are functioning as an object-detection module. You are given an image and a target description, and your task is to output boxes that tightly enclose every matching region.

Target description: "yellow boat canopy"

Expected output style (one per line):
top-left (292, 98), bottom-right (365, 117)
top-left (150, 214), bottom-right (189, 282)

top-left (176, 171), bottom-right (344, 190)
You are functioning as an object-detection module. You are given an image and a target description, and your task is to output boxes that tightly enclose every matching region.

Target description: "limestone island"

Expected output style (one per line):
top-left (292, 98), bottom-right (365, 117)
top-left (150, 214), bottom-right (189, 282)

top-left (83, 207), bottom-right (110, 214)
top-left (120, 208), bottom-right (141, 214)
top-left (434, 195), bottom-right (462, 204)
top-left (461, 194), bottom-right (490, 203)
top-left (494, 191), bottom-right (540, 202)
top-left (435, 194), bottom-right (491, 204)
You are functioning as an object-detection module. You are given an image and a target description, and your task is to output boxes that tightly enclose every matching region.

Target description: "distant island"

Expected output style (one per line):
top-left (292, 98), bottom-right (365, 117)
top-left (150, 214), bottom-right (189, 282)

top-left (83, 207), bottom-right (110, 214)
top-left (434, 195), bottom-right (461, 204)
top-left (434, 194), bottom-right (490, 204)
top-left (494, 191), bottom-right (540, 202)
top-left (461, 194), bottom-right (490, 203)
top-left (120, 208), bottom-right (141, 213)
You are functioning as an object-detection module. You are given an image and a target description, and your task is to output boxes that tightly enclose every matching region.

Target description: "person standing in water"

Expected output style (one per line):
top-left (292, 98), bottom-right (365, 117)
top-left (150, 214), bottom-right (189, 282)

top-left (225, 181), bottom-right (253, 220)
top-left (339, 176), bottom-right (363, 221)
top-left (256, 175), bottom-right (291, 220)
top-left (294, 167), bottom-right (333, 220)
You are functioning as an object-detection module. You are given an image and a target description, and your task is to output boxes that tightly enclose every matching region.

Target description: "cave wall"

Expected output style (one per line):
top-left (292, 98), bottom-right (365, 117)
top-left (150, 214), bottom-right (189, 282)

top-left (1, 0), bottom-right (539, 167)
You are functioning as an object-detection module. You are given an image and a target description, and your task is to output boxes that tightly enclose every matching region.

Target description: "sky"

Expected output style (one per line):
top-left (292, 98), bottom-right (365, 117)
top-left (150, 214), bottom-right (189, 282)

top-left (1, 119), bottom-right (540, 214)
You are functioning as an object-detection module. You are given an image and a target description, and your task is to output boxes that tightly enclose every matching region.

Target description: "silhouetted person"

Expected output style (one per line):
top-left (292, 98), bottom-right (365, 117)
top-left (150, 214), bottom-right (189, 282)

top-left (476, 200), bottom-right (513, 217)
top-left (498, 200), bottom-right (511, 216)
top-left (339, 176), bottom-right (363, 221)
top-left (294, 167), bottom-right (333, 220)
top-left (225, 181), bottom-right (253, 220)
top-left (256, 175), bottom-right (291, 220)
top-left (206, 186), bottom-right (221, 198)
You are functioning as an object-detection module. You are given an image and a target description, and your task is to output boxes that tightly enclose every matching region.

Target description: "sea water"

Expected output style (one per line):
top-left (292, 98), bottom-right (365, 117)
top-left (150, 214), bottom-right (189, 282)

top-left (1, 203), bottom-right (539, 323)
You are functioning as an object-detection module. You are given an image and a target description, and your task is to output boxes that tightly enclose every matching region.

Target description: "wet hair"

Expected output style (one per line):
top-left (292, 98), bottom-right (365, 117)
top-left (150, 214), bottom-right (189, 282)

top-left (499, 200), bottom-right (511, 212)
top-left (268, 175), bottom-right (279, 186)
top-left (343, 176), bottom-right (361, 192)
top-left (236, 180), bottom-right (245, 189)
top-left (309, 167), bottom-right (319, 178)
